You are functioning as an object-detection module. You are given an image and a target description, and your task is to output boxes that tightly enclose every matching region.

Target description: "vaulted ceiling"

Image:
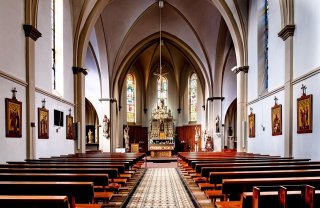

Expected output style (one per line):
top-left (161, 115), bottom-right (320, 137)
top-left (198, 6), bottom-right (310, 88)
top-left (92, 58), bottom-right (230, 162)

top-left (85, 0), bottom-right (242, 96)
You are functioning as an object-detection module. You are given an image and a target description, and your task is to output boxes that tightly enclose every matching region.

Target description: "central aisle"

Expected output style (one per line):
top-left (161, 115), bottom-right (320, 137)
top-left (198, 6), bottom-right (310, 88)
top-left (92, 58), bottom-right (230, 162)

top-left (126, 168), bottom-right (196, 208)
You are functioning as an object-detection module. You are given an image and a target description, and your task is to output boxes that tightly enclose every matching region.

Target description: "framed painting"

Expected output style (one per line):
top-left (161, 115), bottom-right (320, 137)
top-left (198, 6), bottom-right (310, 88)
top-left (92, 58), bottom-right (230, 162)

top-left (248, 113), bottom-right (255, 138)
top-left (38, 107), bottom-right (49, 139)
top-left (66, 115), bottom-right (74, 139)
top-left (5, 98), bottom-right (22, 137)
top-left (271, 104), bottom-right (282, 136)
top-left (297, 94), bottom-right (312, 134)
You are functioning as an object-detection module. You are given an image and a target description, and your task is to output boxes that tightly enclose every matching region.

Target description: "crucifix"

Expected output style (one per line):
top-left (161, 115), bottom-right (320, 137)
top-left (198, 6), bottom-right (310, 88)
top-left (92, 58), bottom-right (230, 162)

top-left (11, 87), bottom-right (17, 99)
top-left (301, 84), bottom-right (307, 95)
top-left (274, 96), bottom-right (278, 105)
top-left (41, 99), bottom-right (46, 108)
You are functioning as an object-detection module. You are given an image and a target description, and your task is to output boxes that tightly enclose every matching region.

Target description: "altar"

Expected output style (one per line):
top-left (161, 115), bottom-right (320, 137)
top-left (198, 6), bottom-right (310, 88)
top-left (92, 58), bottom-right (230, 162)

top-left (149, 99), bottom-right (175, 157)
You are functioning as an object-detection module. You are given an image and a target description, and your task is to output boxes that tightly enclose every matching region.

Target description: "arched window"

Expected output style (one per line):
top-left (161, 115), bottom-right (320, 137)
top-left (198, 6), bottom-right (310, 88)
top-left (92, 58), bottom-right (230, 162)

top-left (127, 74), bottom-right (135, 123)
top-left (264, 0), bottom-right (269, 91)
top-left (157, 76), bottom-right (168, 106)
top-left (189, 73), bottom-right (197, 122)
top-left (51, 0), bottom-right (63, 95)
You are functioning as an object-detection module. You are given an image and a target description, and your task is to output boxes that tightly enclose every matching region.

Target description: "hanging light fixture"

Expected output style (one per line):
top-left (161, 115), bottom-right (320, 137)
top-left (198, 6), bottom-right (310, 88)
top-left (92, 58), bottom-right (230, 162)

top-left (158, 0), bottom-right (164, 107)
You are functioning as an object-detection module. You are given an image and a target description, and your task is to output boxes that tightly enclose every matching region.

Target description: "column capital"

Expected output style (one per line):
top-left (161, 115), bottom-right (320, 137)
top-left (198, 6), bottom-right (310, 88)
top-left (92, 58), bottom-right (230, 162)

top-left (72, 67), bottom-right (88, 75)
top-left (278, 24), bottom-right (295, 41)
top-left (23, 25), bottom-right (42, 41)
top-left (232, 66), bottom-right (249, 74)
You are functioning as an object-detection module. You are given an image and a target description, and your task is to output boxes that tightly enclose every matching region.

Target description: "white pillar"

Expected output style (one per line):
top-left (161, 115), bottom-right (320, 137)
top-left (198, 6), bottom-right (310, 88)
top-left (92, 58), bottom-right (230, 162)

top-left (233, 66), bottom-right (249, 152)
top-left (23, 25), bottom-right (42, 159)
top-left (73, 67), bottom-right (87, 153)
top-left (278, 25), bottom-right (295, 157)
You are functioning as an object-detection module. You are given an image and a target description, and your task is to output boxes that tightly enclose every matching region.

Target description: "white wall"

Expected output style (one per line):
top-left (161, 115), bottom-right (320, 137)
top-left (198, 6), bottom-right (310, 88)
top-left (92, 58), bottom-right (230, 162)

top-left (0, 0), bottom-right (25, 81)
top-left (247, 91), bottom-right (285, 156)
top-left (35, 93), bottom-right (75, 158)
top-left (0, 1), bottom-right (26, 163)
top-left (294, 0), bottom-right (320, 79)
top-left (247, 0), bottom-right (258, 101)
top-left (267, 0), bottom-right (284, 90)
top-left (0, 78), bottom-right (27, 163)
top-left (292, 75), bottom-right (320, 160)
top-left (34, 0), bottom-right (75, 158)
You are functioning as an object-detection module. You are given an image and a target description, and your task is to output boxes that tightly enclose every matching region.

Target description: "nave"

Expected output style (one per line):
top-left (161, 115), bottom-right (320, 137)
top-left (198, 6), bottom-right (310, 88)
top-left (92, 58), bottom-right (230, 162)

top-left (0, 150), bottom-right (319, 207)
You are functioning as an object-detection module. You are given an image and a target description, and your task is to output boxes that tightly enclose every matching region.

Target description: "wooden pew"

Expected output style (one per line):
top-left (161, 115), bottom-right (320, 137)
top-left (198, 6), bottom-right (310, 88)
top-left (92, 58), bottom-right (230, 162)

top-left (0, 195), bottom-right (70, 208)
top-left (195, 160), bottom-right (316, 173)
top-left (201, 164), bottom-right (320, 178)
top-left (191, 159), bottom-right (311, 169)
top-left (0, 167), bottom-right (119, 179)
top-left (222, 176), bottom-right (320, 199)
top-left (0, 181), bottom-right (94, 208)
top-left (210, 169), bottom-right (320, 185)
top-left (0, 173), bottom-right (109, 189)
top-left (0, 163), bottom-right (125, 174)
top-left (241, 185), bottom-right (319, 208)
top-left (8, 160), bottom-right (132, 170)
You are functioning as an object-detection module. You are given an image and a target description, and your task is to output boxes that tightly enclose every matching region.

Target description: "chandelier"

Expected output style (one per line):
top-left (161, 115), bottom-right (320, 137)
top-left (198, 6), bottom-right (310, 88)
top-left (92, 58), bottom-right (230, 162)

top-left (150, 1), bottom-right (173, 121)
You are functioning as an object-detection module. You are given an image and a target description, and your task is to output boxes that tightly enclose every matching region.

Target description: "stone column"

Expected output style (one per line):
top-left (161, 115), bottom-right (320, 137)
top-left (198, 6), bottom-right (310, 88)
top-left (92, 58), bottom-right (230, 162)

top-left (233, 66), bottom-right (249, 152)
top-left (23, 25), bottom-right (41, 159)
top-left (72, 67), bottom-right (87, 153)
top-left (278, 25), bottom-right (295, 157)
top-left (110, 100), bottom-right (120, 152)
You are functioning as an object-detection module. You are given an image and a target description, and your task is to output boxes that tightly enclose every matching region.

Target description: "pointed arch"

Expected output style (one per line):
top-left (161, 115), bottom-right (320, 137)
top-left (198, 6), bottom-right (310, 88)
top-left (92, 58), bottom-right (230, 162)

top-left (189, 72), bottom-right (198, 122)
top-left (126, 73), bottom-right (135, 123)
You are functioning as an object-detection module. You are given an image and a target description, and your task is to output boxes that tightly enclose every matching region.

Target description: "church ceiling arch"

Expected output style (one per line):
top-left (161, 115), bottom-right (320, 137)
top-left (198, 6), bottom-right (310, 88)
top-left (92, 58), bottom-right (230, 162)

top-left (73, 0), bottom-right (248, 91)
top-left (114, 32), bottom-right (208, 107)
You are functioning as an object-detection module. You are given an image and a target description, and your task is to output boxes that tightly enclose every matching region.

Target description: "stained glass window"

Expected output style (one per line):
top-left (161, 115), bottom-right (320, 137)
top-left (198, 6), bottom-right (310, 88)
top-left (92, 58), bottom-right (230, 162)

top-left (157, 76), bottom-right (168, 106)
top-left (51, 0), bottom-right (56, 90)
top-left (127, 74), bottom-right (135, 122)
top-left (189, 73), bottom-right (197, 122)
top-left (264, 0), bottom-right (269, 91)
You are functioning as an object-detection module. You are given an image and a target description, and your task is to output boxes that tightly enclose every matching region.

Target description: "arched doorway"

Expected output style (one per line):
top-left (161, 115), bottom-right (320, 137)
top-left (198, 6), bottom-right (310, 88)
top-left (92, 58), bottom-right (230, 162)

top-left (85, 98), bottom-right (100, 151)
top-left (224, 99), bottom-right (237, 150)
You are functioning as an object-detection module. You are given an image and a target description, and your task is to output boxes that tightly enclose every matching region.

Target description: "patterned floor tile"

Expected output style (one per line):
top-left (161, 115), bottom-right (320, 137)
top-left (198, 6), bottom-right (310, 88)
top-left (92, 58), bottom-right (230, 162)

top-left (126, 168), bottom-right (195, 208)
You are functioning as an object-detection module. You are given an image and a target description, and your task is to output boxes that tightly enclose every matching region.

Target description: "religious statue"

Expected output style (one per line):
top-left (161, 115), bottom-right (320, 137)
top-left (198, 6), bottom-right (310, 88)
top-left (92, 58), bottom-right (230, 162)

top-left (205, 136), bottom-right (214, 152)
top-left (215, 116), bottom-right (220, 133)
top-left (124, 125), bottom-right (130, 150)
top-left (88, 129), bottom-right (93, 144)
top-left (102, 115), bottom-right (110, 138)
top-left (194, 126), bottom-right (200, 142)
top-left (194, 126), bottom-right (200, 152)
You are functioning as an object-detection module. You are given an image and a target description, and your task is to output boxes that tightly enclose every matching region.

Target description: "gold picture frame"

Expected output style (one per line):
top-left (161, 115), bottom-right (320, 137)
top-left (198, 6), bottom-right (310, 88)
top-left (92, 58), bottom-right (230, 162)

top-left (66, 115), bottom-right (74, 139)
top-left (271, 104), bottom-right (282, 136)
top-left (38, 107), bottom-right (49, 139)
top-left (5, 98), bottom-right (22, 138)
top-left (297, 94), bottom-right (312, 134)
top-left (248, 113), bottom-right (255, 138)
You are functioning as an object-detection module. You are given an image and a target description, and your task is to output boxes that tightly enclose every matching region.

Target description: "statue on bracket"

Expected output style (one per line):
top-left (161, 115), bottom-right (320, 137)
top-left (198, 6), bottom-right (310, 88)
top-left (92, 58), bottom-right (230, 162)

top-left (215, 116), bottom-right (220, 133)
top-left (124, 125), bottom-right (130, 150)
top-left (102, 115), bottom-right (110, 138)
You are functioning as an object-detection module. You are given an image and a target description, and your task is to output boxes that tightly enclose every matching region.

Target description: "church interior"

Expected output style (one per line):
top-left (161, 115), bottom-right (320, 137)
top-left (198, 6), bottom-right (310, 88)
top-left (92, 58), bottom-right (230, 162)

top-left (1, 0), bottom-right (320, 207)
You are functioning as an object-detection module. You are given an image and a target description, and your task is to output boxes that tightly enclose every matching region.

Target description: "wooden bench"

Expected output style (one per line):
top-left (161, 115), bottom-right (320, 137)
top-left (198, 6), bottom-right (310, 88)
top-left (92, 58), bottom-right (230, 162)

top-left (222, 176), bottom-right (320, 200)
top-left (0, 173), bottom-right (109, 189)
top-left (0, 181), bottom-right (94, 208)
top-left (241, 185), bottom-right (319, 208)
top-left (0, 163), bottom-right (126, 174)
top-left (8, 160), bottom-right (132, 170)
top-left (201, 164), bottom-right (320, 178)
top-left (0, 195), bottom-right (70, 208)
top-left (210, 169), bottom-right (320, 185)
top-left (194, 160), bottom-right (315, 173)
top-left (0, 167), bottom-right (119, 179)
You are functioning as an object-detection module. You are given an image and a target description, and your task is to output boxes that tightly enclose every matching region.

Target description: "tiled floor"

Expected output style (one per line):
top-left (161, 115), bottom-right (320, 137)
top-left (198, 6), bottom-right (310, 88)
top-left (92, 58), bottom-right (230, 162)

top-left (126, 168), bottom-right (195, 208)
